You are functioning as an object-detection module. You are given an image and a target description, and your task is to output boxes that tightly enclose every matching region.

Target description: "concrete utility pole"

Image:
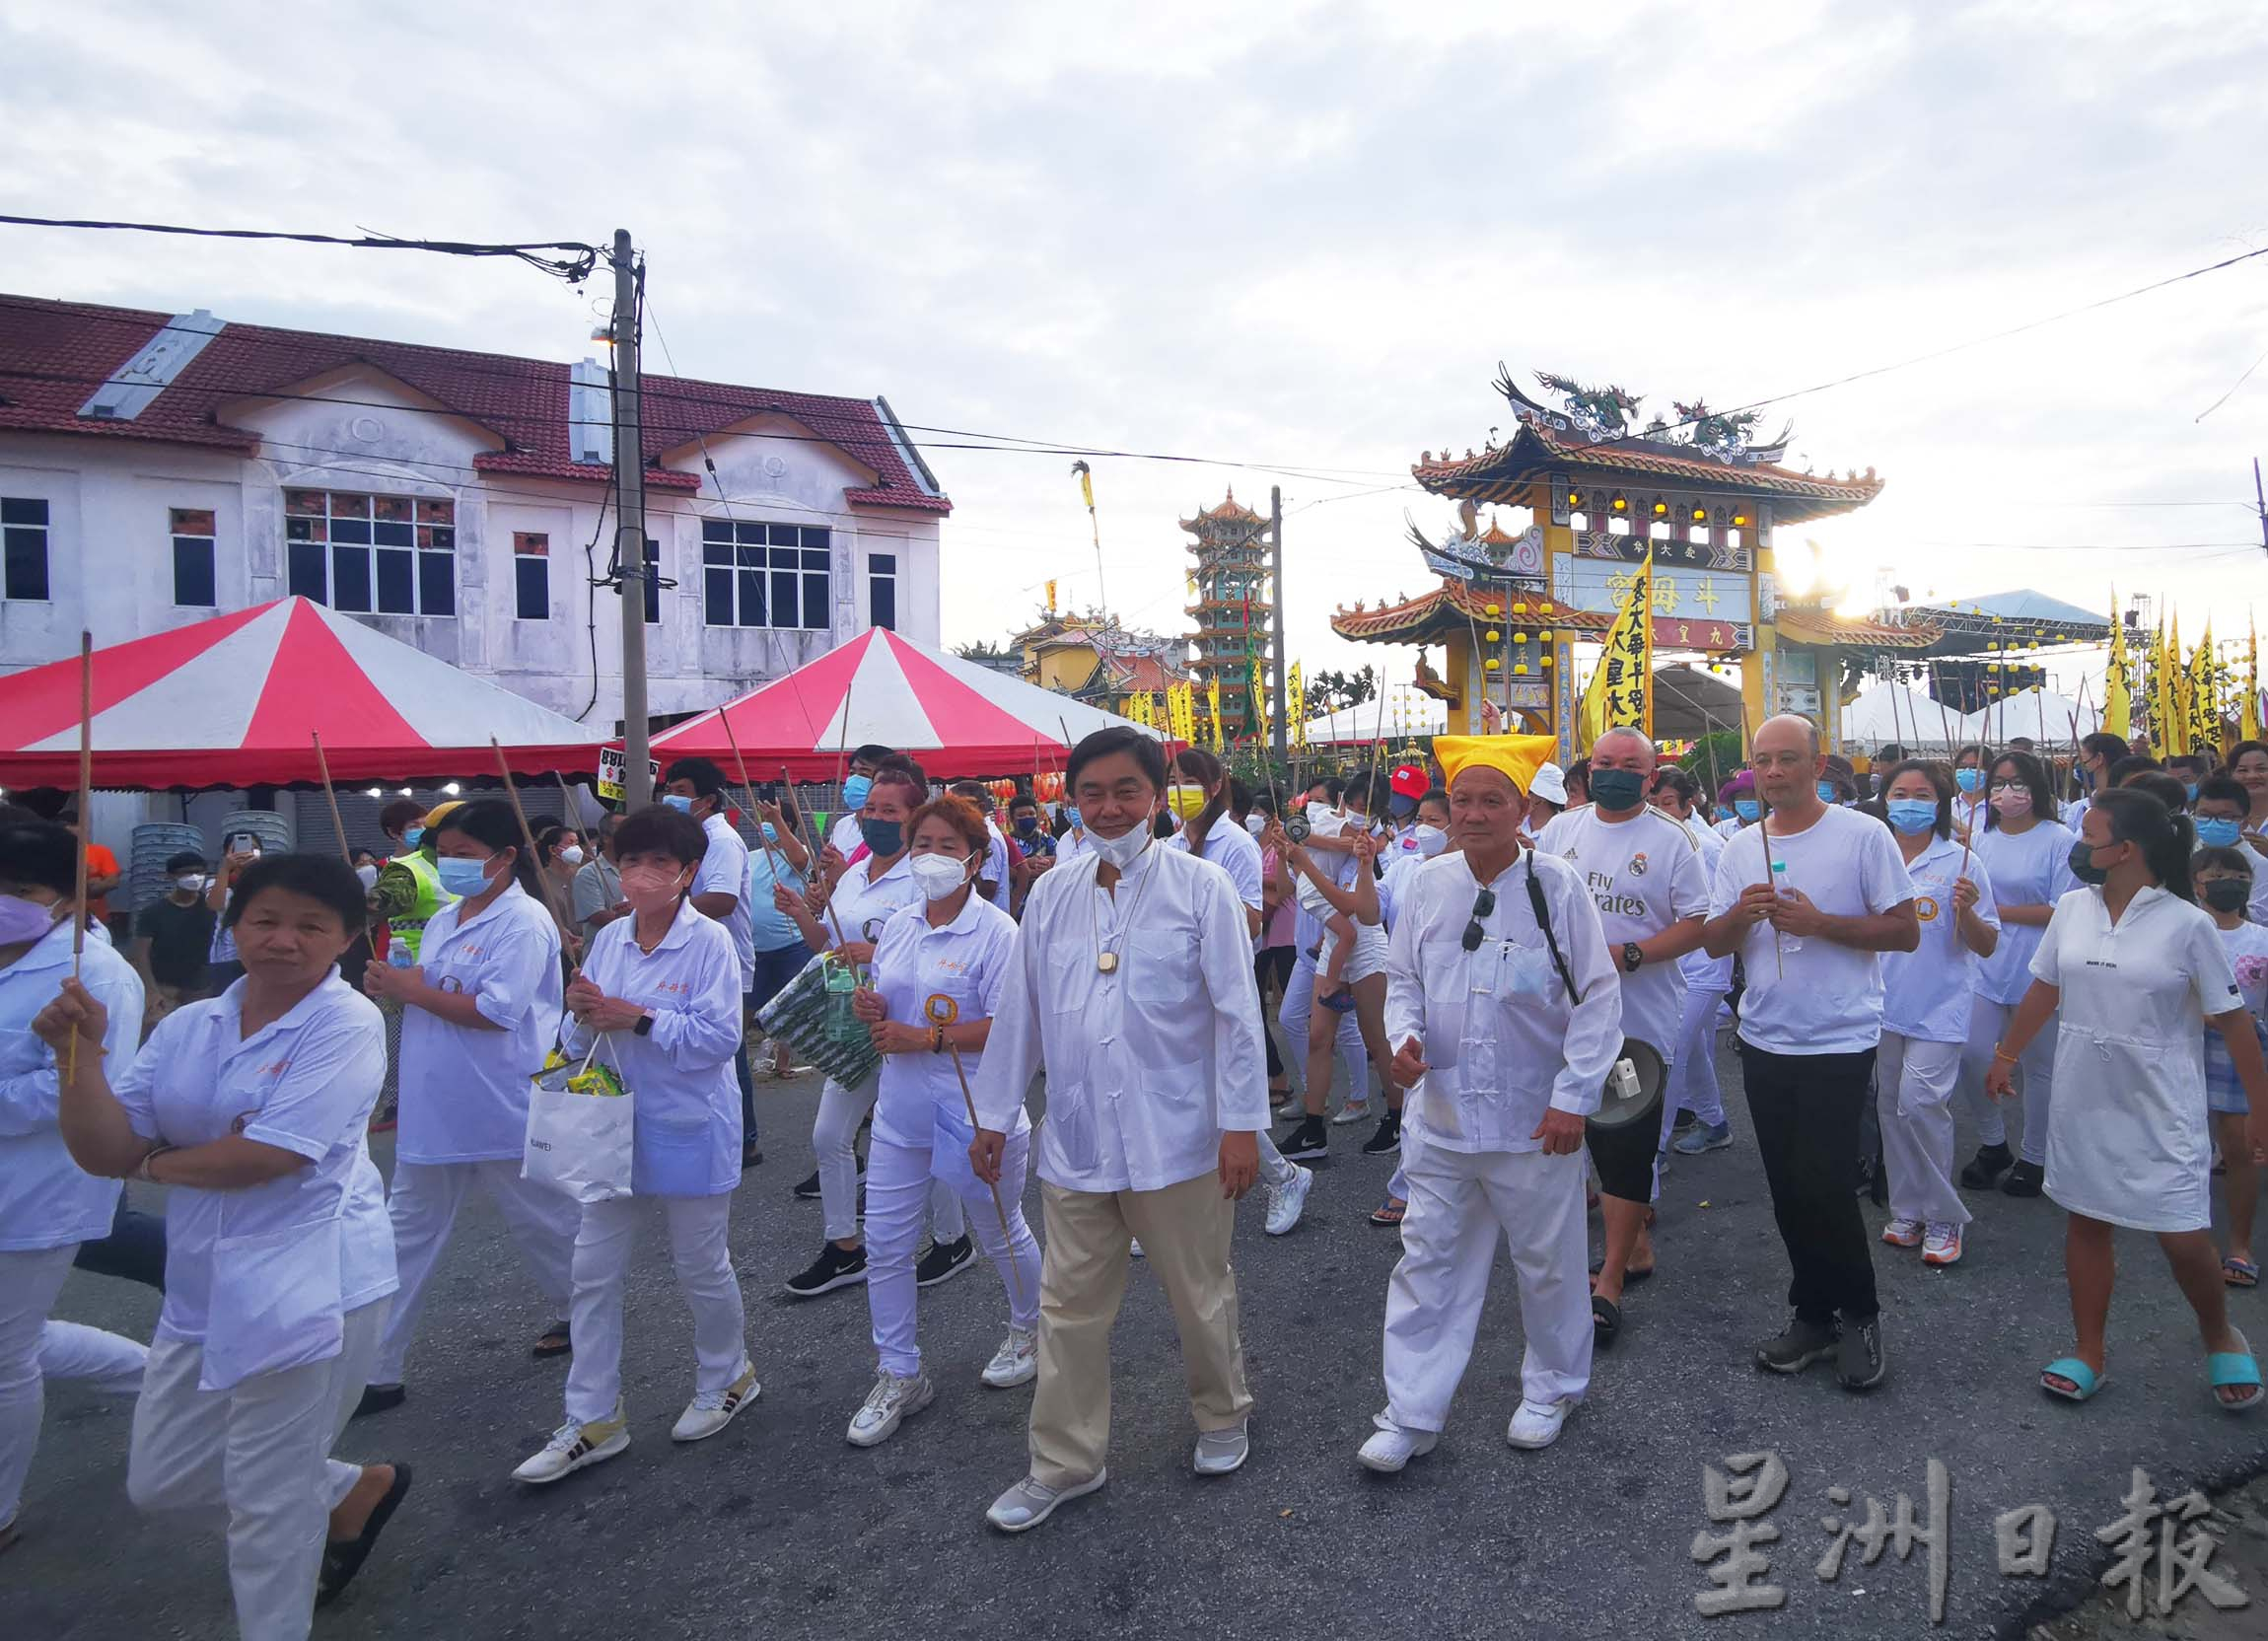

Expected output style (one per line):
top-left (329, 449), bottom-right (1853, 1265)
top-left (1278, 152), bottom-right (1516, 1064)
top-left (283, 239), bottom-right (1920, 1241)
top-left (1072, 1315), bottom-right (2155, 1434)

top-left (2254, 458), bottom-right (2266, 559)
top-left (610, 228), bottom-right (653, 808)
top-left (1269, 483), bottom-right (1288, 765)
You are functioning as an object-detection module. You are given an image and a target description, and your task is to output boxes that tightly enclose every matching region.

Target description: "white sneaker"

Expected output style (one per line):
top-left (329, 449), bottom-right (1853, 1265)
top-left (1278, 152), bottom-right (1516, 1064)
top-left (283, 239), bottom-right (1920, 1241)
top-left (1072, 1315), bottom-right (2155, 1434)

top-left (671, 1360), bottom-right (759, 1442)
top-left (1263, 1165), bottom-right (1313, 1236)
top-left (1506, 1397), bottom-right (1573, 1450)
top-left (1331, 1102), bottom-right (1373, 1126)
top-left (512, 1406), bottom-right (629, 1483)
top-left (986, 1468), bottom-right (1106, 1534)
top-left (1193, 1422), bottom-right (1249, 1475)
top-left (1922, 1223), bottom-right (1964, 1266)
top-left (846, 1370), bottom-right (935, 1448)
top-left (981, 1327), bottom-right (1038, 1389)
top-left (1356, 1418), bottom-right (1438, 1473)
top-left (1880, 1217), bottom-right (1924, 1249)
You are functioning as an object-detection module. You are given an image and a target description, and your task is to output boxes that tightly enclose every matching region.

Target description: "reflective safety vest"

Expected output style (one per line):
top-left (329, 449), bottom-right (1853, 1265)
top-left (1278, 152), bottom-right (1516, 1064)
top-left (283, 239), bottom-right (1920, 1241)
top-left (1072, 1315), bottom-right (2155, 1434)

top-left (386, 849), bottom-right (454, 961)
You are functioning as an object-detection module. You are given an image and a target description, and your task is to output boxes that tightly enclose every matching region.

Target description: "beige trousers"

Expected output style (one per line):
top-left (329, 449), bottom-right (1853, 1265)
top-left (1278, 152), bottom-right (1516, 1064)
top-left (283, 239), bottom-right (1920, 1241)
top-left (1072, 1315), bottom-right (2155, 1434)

top-left (1028, 1171), bottom-right (1252, 1488)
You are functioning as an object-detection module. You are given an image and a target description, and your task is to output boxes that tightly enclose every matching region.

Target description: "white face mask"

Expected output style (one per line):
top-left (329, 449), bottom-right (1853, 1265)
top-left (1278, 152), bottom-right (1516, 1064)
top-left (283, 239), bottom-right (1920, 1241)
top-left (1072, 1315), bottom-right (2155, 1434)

top-left (1243, 814), bottom-right (1268, 838)
top-left (1306, 800), bottom-right (1333, 823)
top-left (557, 846), bottom-right (586, 866)
top-left (1410, 824), bottom-right (1449, 859)
top-left (176, 873), bottom-right (208, 892)
top-left (908, 852), bottom-right (971, 902)
top-left (352, 865), bottom-right (378, 892)
top-left (1090, 824), bottom-right (1152, 871)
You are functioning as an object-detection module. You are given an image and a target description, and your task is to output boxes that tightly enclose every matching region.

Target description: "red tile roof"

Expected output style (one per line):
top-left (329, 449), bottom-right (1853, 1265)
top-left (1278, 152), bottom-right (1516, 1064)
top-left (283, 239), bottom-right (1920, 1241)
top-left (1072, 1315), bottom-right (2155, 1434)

top-left (0, 293), bottom-right (949, 513)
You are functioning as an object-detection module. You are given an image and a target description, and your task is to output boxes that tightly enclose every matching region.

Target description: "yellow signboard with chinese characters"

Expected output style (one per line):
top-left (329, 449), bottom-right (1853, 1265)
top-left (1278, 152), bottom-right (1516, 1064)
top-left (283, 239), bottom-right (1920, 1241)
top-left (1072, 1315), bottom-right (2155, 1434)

top-left (1577, 550), bottom-right (1652, 747)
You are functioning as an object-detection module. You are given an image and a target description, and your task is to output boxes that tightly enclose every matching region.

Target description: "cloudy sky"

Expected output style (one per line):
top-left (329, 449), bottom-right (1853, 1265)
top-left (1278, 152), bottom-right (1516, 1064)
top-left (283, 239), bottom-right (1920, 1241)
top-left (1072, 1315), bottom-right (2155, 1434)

top-left (5, 0), bottom-right (2265, 698)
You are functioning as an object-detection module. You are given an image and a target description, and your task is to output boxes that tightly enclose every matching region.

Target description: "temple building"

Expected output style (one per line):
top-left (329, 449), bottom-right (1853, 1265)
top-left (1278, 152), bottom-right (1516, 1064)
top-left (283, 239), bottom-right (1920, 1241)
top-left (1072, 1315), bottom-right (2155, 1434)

top-left (1330, 368), bottom-right (1921, 756)
top-left (1180, 489), bottom-right (1271, 741)
top-left (1009, 606), bottom-right (1188, 717)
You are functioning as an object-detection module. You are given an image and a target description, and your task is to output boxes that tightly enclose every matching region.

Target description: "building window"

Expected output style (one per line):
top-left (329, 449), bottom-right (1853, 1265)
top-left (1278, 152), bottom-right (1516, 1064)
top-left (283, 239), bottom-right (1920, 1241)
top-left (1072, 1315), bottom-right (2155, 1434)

top-left (284, 489), bottom-right (456, 615)
top-left (170, 507), bottom-right (217, 606)
top-left (513, 532), bottom-right (549, 620)
top-left (644, 537), bottom-right (661, 624)
top-left (869, 551), bottom-right (897, 631)
top-left (700, 520), bottom-right (831, 629)
top-left (1, 496), bottom-right (48, 602)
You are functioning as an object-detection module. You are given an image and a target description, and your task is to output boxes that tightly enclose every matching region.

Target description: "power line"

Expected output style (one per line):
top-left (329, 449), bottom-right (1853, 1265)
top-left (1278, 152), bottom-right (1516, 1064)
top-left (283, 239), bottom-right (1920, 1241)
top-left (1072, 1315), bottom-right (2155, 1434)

top-left (0, 213), bottom-right (601, 282)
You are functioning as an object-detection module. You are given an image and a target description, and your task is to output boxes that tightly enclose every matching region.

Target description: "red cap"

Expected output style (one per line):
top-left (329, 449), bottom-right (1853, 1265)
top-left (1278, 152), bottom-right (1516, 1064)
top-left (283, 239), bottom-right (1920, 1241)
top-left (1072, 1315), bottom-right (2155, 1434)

top-left (1390, 764), bottom-right (1428, 799)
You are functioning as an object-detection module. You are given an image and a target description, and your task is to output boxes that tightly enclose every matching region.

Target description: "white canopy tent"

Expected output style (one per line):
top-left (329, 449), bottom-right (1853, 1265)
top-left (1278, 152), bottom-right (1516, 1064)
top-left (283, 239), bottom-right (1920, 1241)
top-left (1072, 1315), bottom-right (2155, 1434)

top-left (1300, 692), bottom-right (1448, 745)
top-left (1958, 687), bottom-right (2100, 748)
top-left (1842, 683), bottom-right (1966, 752)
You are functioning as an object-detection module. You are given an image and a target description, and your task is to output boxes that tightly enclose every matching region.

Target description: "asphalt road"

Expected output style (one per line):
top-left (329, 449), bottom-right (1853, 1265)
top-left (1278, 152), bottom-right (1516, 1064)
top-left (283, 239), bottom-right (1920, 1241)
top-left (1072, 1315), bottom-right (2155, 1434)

top-left (21, 1028), bottom-right (2268, 1641)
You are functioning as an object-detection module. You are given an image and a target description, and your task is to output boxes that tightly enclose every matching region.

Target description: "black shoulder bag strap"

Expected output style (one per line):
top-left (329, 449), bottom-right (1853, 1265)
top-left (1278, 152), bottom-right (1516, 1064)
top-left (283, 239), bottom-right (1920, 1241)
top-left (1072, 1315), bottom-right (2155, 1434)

top-left (1524, 848), bottom-right (1584, 1003)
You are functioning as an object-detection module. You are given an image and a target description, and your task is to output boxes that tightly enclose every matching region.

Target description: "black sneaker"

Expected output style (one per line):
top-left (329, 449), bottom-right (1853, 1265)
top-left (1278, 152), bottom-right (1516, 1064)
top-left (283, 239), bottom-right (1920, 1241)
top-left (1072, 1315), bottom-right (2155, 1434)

top-left (915, 1235), bottom-right (974, 1287)
top-left (792, 1170), bottom-right (822, 1200)
top-left (1959, 1142), bottom-right (2013, 1189)
top-left (1753, 1316), bottom-right (1839, 1374)
top-left (784, 1242), bottom-right (868, 1298)
top-left (1671, 1107), bottom-right (1699, 1133)
top-left (1280, 1116), bottom-right (1328, 1162)
top-left (1360, 1113), bottom-right (1401, 1156)
top-left (1836, 1318), bottom-right (1886, 1391)
top-left (2001, 1160), bottom-right (2045, 1198)
top-left (352, 1382), bottom-right (406, 1419)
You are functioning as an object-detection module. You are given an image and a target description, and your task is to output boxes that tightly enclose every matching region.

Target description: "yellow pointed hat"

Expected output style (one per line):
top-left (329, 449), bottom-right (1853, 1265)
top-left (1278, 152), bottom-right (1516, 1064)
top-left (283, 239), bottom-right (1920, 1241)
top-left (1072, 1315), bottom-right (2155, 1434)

top-left (1433, 733), bottom-right (1558, 795)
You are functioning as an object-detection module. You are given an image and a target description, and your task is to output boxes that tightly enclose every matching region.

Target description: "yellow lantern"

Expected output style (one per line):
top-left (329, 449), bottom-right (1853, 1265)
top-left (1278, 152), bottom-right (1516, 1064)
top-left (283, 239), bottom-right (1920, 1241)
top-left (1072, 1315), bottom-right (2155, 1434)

top-left (1513, 602), bottom-right (1528, 615)
top-left (1513, 664), bottom-right (1529, 675)
top-left (1542, 654), bottom-right (1554, 668)
top-left (1484, 657), bottom-right (1500, 672)
top-left (1513, 630), bottom-right (1528, 642)
top-left (1485, 604), bottom-right (1501, 617)
top-left (1541, 602), bottom-right (1554, 614)
top-left (1484, 629), bottom-right (1500, 643)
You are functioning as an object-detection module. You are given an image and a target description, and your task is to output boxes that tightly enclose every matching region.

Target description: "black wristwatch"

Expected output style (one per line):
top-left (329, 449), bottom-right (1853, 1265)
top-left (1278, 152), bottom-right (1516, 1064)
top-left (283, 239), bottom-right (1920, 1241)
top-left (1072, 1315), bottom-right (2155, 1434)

top-left (1620, 942), bottom-right (1644, 973)
top-left (633, 1012), bottom-right (655, 1038)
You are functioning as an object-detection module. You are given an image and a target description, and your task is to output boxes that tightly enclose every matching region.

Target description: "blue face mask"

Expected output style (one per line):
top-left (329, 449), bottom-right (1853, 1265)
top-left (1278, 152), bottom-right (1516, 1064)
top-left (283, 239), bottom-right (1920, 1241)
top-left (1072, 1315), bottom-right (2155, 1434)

top-left (661, 793), bottom-right (694, 815)
top-left (1954, 767), bottom-right (1983, 794)
top-left (1734, 799), bottom-right (1760, 823)
top-left (842, 774), bottom-right (874, 812)
top-left (861, 818), bottom-right (904, 857)
top-left (436, 854), bottom-right (497, 896)
top-left (2197, 817), bottom-right (2243, 848)
top-left (1886, 799), bottom-right (1938, 835)
top-left (401, 826), bottom-right (424, 850)
top-left (1816, 782), bottom-right (1838, 803)
top-left (2185, 782), bottom-right (2200, 803)
top-left (1064, 807), bottom-right (1082, 827)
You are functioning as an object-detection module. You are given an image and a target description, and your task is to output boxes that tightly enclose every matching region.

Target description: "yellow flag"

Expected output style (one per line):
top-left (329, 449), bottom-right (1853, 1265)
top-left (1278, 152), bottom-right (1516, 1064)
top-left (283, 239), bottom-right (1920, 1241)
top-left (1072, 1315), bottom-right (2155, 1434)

top-left (2192, 623), bottom-right (2218, 754)
top-left (1288, 663), bottom-right (1308, 749)
top-left (1578, 552), bottom-right (1653, 749)
top-left (2246, 622), bottom-right (2263, 744)
top-left (2102, 594), bottom-right (2132, 740)
top-left (1248, 659), bottom-right (1270, 744)
top-left (1075, 463), bottom-right (1096, 512)
top-left (1206, 678), bottom-right (1225, 749)
top-left (1044, 579), bottom-right (1057, 613)
top-left (2163, 614), bottom-right (2185, 753)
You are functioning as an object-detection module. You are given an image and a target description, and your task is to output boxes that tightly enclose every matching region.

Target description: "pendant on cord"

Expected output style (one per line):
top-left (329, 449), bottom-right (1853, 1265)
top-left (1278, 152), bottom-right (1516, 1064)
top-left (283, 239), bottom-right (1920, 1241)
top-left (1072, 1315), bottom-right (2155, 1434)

top-left (1098, 952), bottom-right (1119, 973)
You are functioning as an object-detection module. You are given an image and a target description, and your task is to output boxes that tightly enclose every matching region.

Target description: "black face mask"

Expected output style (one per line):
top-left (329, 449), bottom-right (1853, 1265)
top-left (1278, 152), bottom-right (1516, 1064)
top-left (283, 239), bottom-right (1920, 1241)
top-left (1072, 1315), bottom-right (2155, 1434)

top-left (2068, 837), bottom-right (2115, 886)
top-left (2203, 880), bottom-right (2252, 914)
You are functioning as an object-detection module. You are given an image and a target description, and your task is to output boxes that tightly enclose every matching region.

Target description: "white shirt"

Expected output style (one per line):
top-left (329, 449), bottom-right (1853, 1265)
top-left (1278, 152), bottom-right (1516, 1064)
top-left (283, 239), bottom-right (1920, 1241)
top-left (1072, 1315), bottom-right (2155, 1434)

top-left (1383, 847), bottom-right (1623, 1153)
top-left (1880, 833), bottom-right (2001, 1043)
top-left (396, 880), bottom-right (564, 1165)
top-left (827, 851), bottom-right (924, 948)
top-left (1534, 804), bottom-right (1710, 1063)
top-left (0, 917), bottom-right (143, 1250)
top-left (830, 813), bottom-right (865, 857)
top-left (2219, 919), bottom-right (2268, 1029)
top-left (1678, 823), bottom-right (1733, 992)
top-left (560, 898), bottom-right (744, 1196)
top-left (979, 821), bottom-right (1014, 914)
top-left (1970, 819), bottom-right (2079, 1006)
top-left (869, 892), bottom-right (1027, 1149)
top-left (972, 839), bottom-right (1269, 1192)
top-left (1056, 827), bottom-right (1095, 867)
top-left (1709, 805), bottom-right (1916, 1056)
top-left (114, 974), bottom-right (396, 1358)
top-left (1169, 815), bottom-right (1265, 940)
top-left (694, 812), bottom-right (754, 990)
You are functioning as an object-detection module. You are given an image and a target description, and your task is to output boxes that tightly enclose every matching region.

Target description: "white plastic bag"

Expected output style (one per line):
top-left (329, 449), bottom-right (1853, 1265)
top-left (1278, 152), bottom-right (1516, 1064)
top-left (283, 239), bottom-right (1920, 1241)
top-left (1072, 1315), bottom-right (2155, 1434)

top-left (524, 1042), bottom-right (634, 1204)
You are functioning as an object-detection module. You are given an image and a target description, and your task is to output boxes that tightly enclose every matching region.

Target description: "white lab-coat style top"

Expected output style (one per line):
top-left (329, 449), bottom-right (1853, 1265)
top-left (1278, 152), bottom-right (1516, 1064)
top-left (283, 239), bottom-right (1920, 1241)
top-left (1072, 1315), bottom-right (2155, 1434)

top-left (396, 879), bottom-right (563, 1165)
top-left (972, 839), bottom-right (1268, 1192)
top-left (116, 974), bottom-right (396, 1390)
top-left (1880, 834), bottom-right (2001, 1044)
top-left (1170, 814), bottom-right (1265, 937)
top-left (0, 917), bottom-right (143, 1251)
top-left (2030, 884), bottom-right (2244, 1232)
top-left (1971, 819), bottom-right (2079, 1006)
top-left (979, 821), bottom-right (1014, 914)
top-left (560, 897), bottom-right (743, 1197)
top-left (1383, 848), bottom-right (1623, 1155)
top-left (828, 851), bottom-right (924, 950)
top-left (869, 892), bottom-right (1027, 1150)
top-left (694, 812), bottom-right (754, 990)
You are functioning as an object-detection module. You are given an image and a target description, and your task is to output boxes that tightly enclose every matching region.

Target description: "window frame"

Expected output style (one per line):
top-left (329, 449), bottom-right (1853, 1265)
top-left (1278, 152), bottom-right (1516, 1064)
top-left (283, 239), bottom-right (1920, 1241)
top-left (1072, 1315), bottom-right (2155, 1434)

top-left (1, 495), bottom-right (51, 603)
top-left (169, 506), bottom-right (218, 608)
top-left (699, 519), bottom-right (832, 631)
top-left (869, 550), bottom-right (897, 632)
top-left (512, 531), bottom-right (551, 621)
top-left (283, 487), bottom-right (457, 616)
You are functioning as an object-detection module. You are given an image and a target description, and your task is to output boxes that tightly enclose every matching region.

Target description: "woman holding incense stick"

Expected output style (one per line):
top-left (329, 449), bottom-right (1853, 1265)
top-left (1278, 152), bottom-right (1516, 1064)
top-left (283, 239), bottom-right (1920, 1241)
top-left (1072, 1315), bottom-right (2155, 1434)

top-left (839, 795), bottom-right (1039, 1447)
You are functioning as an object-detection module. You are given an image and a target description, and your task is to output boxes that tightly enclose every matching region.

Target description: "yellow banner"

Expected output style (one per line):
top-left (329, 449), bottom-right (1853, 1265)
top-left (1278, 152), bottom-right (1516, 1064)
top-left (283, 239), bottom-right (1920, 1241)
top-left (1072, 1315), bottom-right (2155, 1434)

top-left (2247, 623), bottom-right (2263, 745)
top-left (2102, 591), bottom-right (2131, 740)
top-left (1206, 678), bottom-right (1225, 749)
top-left (1578, 550), bottom-right (1652, 748)
top-left (1287, 663), bottom-right (1308, 749)
top-left (1248, 659), bottom-right (1270, 745)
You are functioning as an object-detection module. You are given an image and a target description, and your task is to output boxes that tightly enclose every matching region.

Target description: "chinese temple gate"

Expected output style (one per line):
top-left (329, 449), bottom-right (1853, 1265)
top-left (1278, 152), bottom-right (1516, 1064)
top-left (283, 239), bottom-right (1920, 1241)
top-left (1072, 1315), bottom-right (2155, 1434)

top-left (1332, 369), bottom-right (1917, 758)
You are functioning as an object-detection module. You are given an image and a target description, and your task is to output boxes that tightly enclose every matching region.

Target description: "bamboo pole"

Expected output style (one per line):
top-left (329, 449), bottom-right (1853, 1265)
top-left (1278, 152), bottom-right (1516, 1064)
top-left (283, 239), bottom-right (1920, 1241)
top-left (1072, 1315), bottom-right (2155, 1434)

top-left (489, 739), bottom-right (582, 979)
top-left (926, 993), bottom-right (1024, 1311)
top-left (66, 631), bottom-right (92, 1080)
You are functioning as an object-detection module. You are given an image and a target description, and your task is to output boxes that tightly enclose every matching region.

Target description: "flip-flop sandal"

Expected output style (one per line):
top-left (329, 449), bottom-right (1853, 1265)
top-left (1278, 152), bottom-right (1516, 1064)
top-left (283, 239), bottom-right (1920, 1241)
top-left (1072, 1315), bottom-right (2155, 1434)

top-left (2208, 1330), bottom-right (2264, 1413)
top-left (2224, 1255), bottom-right (2259, 1289)
top-left (1592, 1294), bottom-right (1621, 1349)
top-left (531, 1326), bottom-right (572, 1359)
top-left (316, 1463), bottom-right (412, 1607)
top-left (1369, 1199), bottom-right (1406, 1226)
top-left (2040, 1357), bottom-right (2107, 1401)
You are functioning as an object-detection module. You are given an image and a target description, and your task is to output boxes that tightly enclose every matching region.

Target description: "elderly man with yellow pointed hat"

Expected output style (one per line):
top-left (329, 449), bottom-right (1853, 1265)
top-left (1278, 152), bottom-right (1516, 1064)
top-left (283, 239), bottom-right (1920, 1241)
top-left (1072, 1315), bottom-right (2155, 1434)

top-left (1357, 734), bottom-right (1623, 1471)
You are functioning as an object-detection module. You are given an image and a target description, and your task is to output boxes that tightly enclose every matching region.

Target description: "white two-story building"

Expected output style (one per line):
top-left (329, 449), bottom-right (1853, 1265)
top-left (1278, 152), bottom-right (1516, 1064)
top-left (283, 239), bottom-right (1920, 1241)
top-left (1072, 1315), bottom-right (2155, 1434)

top-left (0, 293), bottom-right (950, 723)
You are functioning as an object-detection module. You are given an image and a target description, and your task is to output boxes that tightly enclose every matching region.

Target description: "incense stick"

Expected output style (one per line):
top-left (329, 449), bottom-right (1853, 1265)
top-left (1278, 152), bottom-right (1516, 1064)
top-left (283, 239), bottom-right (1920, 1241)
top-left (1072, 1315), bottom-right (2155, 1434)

top-left (490, 739), bottom-right (582, 979)
top-left (66, 631), bottom-right (92, 1081)
top-left (310, 733), bottom-right (357, 872)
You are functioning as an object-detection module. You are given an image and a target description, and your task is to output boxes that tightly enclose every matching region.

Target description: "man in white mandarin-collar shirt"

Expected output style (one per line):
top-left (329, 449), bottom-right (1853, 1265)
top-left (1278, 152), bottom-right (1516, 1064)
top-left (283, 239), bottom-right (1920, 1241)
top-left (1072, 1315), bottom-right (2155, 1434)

top-left (971, 728), bottom-right (1268, 1534)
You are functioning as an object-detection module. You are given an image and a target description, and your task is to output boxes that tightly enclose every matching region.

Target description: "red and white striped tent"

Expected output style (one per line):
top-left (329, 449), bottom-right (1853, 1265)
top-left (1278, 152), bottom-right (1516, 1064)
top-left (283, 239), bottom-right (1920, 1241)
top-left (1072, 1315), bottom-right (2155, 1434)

top-left (648, 628), bottom-right (1165, 781)
top-left (0, 597), bottom-right (604, 790)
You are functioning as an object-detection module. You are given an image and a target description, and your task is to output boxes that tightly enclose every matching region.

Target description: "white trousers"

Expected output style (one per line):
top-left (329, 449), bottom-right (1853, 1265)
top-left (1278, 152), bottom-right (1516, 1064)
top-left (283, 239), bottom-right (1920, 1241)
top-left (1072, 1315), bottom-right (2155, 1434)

top-left (1877, 1032), bottom-right (1972, 1228)
top-left (866, 1132), bottom-right (1041, 1377)
top-left (1279, 953), bottom-right (1366, 1107)
top-left (1666, 984), bottom-right (1730, 1131)
top-left (1957, 998), bottom-right (2058, 1163)
top-left (128, 1298), bottom-right (389, 1641)
top-left (0, 1243), bottom-right (76, 1527)
top-left (374, 1159), bottom-right (579, 1385)
top-left (43, 1320), bottom-right (148, 1394)
top-left (1382, 1144), bottom-right (1592, 1432)
top-left (565, 1193), bottom-right (747, 1423)
top-left (814, 1076), bottom-right (966, 1246)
